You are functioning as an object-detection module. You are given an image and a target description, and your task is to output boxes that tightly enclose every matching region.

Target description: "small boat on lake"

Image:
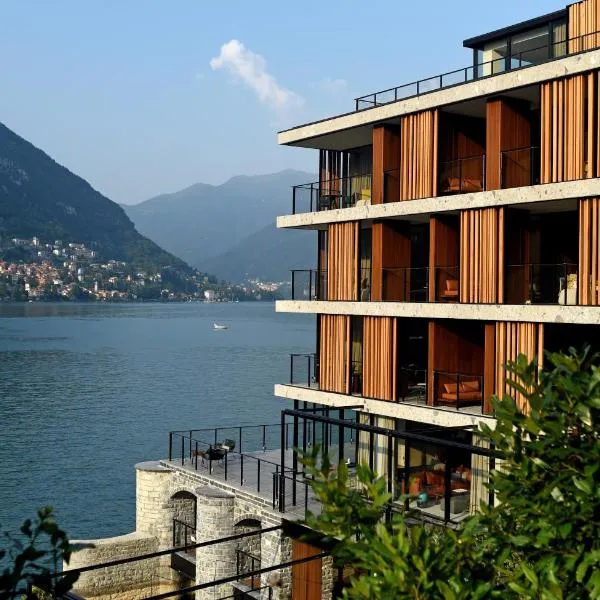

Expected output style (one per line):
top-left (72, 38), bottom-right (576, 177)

top-left (213, 323), bottom-right (228, 330)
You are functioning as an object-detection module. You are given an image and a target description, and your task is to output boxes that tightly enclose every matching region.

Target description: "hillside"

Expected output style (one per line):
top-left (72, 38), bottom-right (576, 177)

top-left (124, 169), bottom-right (315, 274)
top-left (202, 223), bottom-right (316, 283)
top-left (0, 122), bottom-right (189, 271)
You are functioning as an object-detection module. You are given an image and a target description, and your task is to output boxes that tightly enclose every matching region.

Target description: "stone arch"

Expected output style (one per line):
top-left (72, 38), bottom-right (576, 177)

top-left (234, 517), bottom-right (262, 586)
top-left (170, 490), bottom-right (197, 547)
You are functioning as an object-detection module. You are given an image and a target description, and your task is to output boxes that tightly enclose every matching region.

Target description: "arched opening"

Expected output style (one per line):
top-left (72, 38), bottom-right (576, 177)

top-left (171, 491), bottom-right (197, 548)
top-left (234, 518), bottom-right (262, 590)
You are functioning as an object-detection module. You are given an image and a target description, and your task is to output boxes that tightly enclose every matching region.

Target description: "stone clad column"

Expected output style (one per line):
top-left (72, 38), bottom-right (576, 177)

top-left (195, 486), bottom-right (235, 600)
top-left (135, 461), bottom-right (172, 546)
top-left (135, 461), bottom-right (173, 587)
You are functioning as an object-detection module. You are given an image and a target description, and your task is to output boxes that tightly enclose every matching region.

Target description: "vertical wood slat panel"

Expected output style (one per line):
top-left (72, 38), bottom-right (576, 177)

top-left (541, 72), bottom-right (597, 184)
top-left (319, 315), bottom-right (350, 394)
top-left (363, 317), bottom-right (397, 401)
top-left (579, 198), bottom-right (600, 305)
top-left (327, 222), bottom-right (358, 301)
top-left (494, 322), bottom-right (542, 413)
top-left (399, 110), bottom-right (437, 200)
top-left (459, 208), bottom-right (502, 303)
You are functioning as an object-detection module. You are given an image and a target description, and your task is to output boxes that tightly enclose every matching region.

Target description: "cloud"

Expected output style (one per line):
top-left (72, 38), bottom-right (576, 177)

top-left (210, 40), bottom-right (304, 113)
top-left (315, 77), bottom-right (347, 93)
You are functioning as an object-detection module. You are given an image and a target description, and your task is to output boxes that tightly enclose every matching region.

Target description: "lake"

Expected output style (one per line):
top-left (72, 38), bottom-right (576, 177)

top-left (0, 302), bottom-right (314, 540)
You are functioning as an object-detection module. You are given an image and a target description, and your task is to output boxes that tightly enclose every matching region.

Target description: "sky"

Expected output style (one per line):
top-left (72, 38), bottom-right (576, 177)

top-left (0, 0), bottom-right (562, 205)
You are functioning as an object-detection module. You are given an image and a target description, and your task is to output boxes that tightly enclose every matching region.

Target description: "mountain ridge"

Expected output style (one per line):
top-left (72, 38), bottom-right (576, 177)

top-left (0, 121), bottom-right (191, 272)
top-left (124, 169), bottom-right (316, 277)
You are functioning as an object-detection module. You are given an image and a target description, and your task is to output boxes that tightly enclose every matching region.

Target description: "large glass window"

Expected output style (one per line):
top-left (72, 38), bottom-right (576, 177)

top-left (511, 26), bottom-right (551, 67)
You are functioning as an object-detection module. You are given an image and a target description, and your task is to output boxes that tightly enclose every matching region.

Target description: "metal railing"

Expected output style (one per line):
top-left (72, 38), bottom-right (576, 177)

top-left (353, 29), bottom-right (600, 111)
top-left (382, 266), bottom-right (429, 302)
top-left (438, 155), bottom-right (486, 195)
top-left (290, 353), bottom-right (319, 388)
top-left (236, 549), bottom-right (261, 590)
top-left (291, 173), bottom-right (372, 214)
top-left (168, 423), bottom-right (303, 498)
top-left (501, 146), bottom-right (540, 189)
top-left (432, 371), bottom-right (484, 411)
top-left (172, 518), bottom-right (195, 549)
top-left (504, 262), bottom-right (578, 305)
top-left (397, 367), bottom-right (428, 403)
top-left (290, 269), bottom-right (327, 300)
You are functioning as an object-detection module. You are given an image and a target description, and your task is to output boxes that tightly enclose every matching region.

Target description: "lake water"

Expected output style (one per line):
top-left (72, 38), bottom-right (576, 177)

top-left (0, 302), bottom-right (314, 540)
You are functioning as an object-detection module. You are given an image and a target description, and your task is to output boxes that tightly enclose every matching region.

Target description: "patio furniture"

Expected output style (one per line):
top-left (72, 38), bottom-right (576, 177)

top-left (440, 279), bottom-right (459, 300)
top-left (221, 439), bottom-right (236, 453)
top-left (437, 379), bottom-right (482, 407)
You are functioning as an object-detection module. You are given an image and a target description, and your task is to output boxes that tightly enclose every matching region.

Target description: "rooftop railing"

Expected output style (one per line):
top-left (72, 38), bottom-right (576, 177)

top-left (354, 29), bottom-right (600, 111)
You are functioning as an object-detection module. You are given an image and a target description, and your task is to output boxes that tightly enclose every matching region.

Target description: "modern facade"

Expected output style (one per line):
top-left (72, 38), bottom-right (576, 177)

top-left (62, 3), bottom-right (600, 600)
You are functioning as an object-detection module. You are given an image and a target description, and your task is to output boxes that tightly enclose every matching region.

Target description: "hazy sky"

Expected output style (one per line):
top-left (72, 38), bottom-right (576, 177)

top-left (0, 0), bottom-right (561, 204)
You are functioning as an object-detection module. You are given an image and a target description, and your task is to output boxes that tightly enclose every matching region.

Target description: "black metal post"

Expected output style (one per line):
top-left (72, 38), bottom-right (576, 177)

top-left (195, 441), bottom-right (198, 470)
top-left (224, 452), bottom-right (228, 480)
top-left (307, 355), bottom-right (311, 388)
top-left (292, 400), bottom-right (299, 506)
top-left (239, 426), bottom-right (243, 454)
top-left (181, 436), bottom-right (184, 466)
top-left (290, 354), bottom-right (294, 384)
top-left (209, 450), bottom-right (213, 474)
top-left (262, 425), bottom-right (266, 451)
top-left (169, 432), bottom-right (172, 461)
top-left (309, 271), bottom-right (312, 301)
top-left (188, 430), bottom-right (192, 461)
top-left (292, 187), bottom-right (296, 214)
top-left (387, 434), bottom-right (393, 495)
top-left (291, 270), bottom-right (295, 300)
top-left (444, 458), bottom-right (452, 522)
top-left (338, 408), bottom-right (344, 465)
top-left (240, 454), bottom-right (244, 485)
top-left (279, 412), bottom-right (286, 512)
top-left (369, 415), bottom-right (375, 471)
top-left (404, 440), bottom-right (411, 510)
top-left (257, 459), bottom-right (261, 493)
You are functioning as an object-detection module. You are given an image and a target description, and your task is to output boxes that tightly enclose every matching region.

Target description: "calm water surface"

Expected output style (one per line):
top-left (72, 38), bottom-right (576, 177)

top-left (0, 302), bottom-right (314, 540)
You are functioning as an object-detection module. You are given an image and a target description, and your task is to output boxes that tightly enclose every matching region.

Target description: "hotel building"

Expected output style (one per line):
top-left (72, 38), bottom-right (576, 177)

top-left (63, 3), bottom-right (600, 599)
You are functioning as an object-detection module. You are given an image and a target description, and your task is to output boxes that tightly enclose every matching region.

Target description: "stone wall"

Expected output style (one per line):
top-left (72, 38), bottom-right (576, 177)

top-left (68, 532), bottom-right (162, 600)
top-left (67, 460), bottom-right (333, 600)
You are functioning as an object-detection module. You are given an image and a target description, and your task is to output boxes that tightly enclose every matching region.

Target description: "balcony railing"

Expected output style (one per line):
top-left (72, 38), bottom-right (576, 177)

top-left (290, 353), bottom-right (319, 388)
top-left (353, 29), bottom-right (600, 111)
top-left (439, 155), bottom-right (486, 195)
top-left (290, 269), bottom-right (327, 300)
top-left (501, 146), bottom-right (540, 189)
top-left (504, 262), bottom-right (578, 305)
top-left (291, 174), bottom-right (372, 214)
top-left (236, 549), bottom-right (261, 590)
top-left (382, 267), bottom-right (429, 302)
top-left (397, 367), bottom-right (427, 403)
top-left (432, 371), bottom-right (484, 411)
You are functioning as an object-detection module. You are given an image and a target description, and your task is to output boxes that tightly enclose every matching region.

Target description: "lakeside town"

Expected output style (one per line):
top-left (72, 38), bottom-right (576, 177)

top-left (0, 236), bottom-right (284, 302)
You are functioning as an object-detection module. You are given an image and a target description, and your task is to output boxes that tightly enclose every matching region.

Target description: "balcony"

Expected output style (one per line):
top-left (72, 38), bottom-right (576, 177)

top-left (290, 266), bottom-right (460, 303)
top-left (353, 28), bottom-right (595, 111)
top-left (501, 146), bottom-right (540, 189)
top-left (381, 267), bottom-right (428, 302)
top-left (291, 174), bottom-right (372, 215)
top-left (504, 262), bottom-right (578, 305)
top-left (432, 371), bottom-right (485, 412)
top-left (438, 155), bottom-right (486, 196)
top-left (168, 412), bottom-right (494, 525)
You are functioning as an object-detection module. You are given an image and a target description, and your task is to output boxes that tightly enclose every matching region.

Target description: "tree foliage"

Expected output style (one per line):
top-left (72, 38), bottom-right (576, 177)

top-left (0, 507), bottom-right (81, 600)
top-left (303, 347), bottom-right (600, 599)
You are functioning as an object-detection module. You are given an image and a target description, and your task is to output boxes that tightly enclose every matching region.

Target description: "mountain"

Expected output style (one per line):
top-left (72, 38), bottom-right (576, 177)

top-left (0, 122), bottom-right (189, 271)
top-left (202, 223), bottom-right (316, 283)
top-left (123, 169), bottom-right (315, 276)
